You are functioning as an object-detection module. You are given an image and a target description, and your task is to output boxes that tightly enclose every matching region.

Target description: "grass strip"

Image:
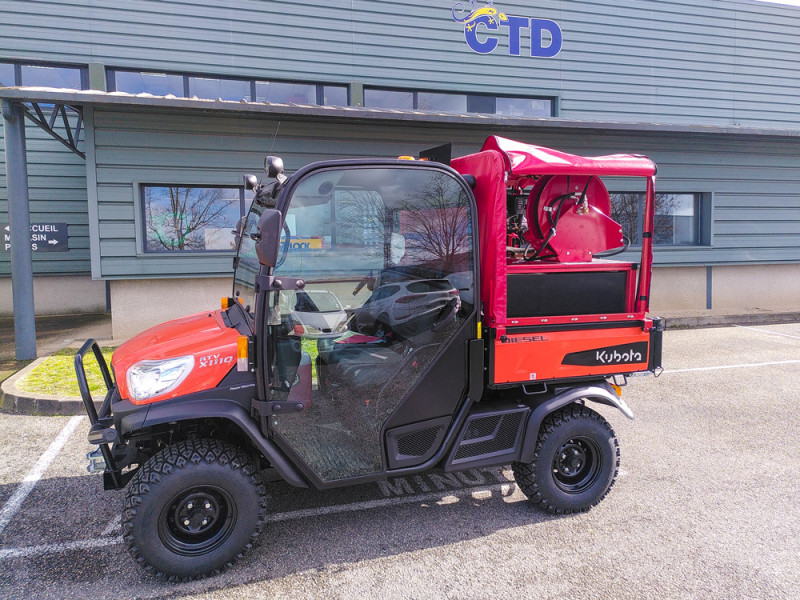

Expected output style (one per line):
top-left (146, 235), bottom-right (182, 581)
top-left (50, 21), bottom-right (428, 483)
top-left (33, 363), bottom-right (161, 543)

top-left (16, 347), bottom-right (116, 398)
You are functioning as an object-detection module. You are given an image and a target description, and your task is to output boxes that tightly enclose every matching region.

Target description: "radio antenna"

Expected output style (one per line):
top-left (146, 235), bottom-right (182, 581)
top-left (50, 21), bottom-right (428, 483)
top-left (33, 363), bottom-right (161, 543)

top-left (269, 121), bottom-right (281, 154)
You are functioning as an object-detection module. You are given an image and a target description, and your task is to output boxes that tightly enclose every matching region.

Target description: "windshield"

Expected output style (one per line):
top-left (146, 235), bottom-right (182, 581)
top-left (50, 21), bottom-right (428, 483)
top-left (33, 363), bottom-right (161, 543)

top-left (232, 199), bottom-right (265, 310)
top-left (289, 290), bottom-right (343, 313)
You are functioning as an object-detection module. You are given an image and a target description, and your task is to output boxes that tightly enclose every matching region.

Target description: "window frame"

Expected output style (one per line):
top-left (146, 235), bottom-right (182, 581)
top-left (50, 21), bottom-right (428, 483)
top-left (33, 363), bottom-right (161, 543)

top-left (609, 191), bottom-right (712, 248)
top-left (0, 59), bottom-right (88, 89)
top-left (364, 85), bottom-right (555, 117)
top-left (137, 183), bottom-right (246, 255)
top-left (107, 68), bottom-right (349, 106)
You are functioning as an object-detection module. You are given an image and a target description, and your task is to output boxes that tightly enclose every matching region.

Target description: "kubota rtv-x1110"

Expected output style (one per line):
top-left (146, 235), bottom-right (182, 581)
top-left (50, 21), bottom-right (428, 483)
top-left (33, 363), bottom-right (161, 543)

top-left (76, 136), bottom-right (663, 579)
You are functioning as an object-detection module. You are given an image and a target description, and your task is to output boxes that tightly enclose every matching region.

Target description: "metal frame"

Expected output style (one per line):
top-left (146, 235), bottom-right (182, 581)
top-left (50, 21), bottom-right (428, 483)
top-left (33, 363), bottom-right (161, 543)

top-left (22, 101), bottom-right (84, 158)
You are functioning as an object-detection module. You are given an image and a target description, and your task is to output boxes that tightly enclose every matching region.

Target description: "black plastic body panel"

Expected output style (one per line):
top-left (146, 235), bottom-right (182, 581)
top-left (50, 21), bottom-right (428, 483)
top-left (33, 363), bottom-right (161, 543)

top-left (383, 314), bottom-right (477, 430)
top-left (140, 395), bottom-right (307, 488)
top-left (507, 271), bottom-right (627, 318)
top-left (386, 416), bottom-right (451, 469)
top-left (443, 403), bottom-right (529, 471)
top-left (468, 338), bottom-right (485, 402)
top-left (649, 317), bottom-right (664, 371)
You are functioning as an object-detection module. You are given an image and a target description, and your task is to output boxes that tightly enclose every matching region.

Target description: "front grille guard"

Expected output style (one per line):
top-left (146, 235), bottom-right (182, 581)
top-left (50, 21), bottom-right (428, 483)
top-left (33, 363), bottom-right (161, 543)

top-left (74, 338), bottom-right (122, 488)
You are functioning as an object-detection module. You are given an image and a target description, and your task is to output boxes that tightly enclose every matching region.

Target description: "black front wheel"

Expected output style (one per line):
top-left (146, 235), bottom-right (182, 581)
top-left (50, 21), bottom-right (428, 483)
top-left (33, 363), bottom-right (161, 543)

top-left (122, 439), bottom-right (267, 580)
top-left (513, 404), bottom-right (619, 514)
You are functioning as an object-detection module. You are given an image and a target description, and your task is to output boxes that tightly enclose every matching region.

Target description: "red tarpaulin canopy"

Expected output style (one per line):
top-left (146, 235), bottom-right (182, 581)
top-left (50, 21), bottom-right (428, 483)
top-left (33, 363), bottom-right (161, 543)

top-left (481, 135), bottom-right (657, 180)
top-left (452, 137), bottom-right (657, 327)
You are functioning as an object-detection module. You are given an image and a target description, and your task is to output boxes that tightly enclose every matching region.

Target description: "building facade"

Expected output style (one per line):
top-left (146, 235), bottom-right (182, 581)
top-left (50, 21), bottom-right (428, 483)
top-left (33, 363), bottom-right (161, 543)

top-left (2, 0), bottom-right (799, 337)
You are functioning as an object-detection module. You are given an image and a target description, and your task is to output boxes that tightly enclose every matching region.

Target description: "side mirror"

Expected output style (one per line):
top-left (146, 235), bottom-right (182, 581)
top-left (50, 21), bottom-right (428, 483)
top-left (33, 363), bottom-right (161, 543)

top-left (265, 156), bottom-right (287, 184)
top-left (255, 208), bottom-right (283, 267)
top-left (244, 174), bottom-right (259, 190)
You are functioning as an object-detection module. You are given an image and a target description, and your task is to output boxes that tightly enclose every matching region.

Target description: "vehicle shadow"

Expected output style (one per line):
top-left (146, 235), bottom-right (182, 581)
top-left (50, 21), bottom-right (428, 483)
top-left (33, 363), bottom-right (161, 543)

top-left (0, 469), bottom-right (568, 599)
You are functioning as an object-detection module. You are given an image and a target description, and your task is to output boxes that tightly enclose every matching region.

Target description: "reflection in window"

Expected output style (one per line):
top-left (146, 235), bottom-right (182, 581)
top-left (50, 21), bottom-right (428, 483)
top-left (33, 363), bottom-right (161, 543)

top-left (20, 64), bottom-right (83, 89)
top-left (188, 76), bottom-right (250, 101)
top-left (0, 62), bottom-right (14, 87)
top-left (255, 81), bottom-right (316, 104)
top-left (611, 192), bottom-right (700, 246)
top-left (1, 62), bottom-right (87, 89)
top-left (496, 96), bottom-right (551, 117)
top-left (364, 88), bottom-right (414, 110)
top-left (365, 86), bottom-right (554, 117)
top-left (322, 85), bottom-right (348, 106)
top-left (113, 71), bottom-right (185, 96)
top-left (418, 91), bottom-right (467, 113)
top-left (142, 185), bottom-right (244, 252)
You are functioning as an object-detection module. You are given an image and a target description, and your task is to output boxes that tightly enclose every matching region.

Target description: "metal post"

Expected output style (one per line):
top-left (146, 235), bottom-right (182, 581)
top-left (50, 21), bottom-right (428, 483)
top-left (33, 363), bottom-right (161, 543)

top-left (2, 99), bottom-right (37, 360)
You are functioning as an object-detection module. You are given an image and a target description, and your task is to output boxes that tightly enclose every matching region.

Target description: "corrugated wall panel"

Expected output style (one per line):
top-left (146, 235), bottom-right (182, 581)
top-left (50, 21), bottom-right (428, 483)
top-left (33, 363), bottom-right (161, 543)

top-left (0, 119), bottom-right (90, 276)
top-left (89, 107), bottom-right (800, 278)
top-left (4, 1), bottom-right (800, 128)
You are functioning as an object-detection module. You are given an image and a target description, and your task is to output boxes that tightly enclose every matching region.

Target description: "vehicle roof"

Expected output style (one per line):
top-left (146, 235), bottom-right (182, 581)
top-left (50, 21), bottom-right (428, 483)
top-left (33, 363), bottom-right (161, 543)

top-left (481, 135), bottom-right (657, 178)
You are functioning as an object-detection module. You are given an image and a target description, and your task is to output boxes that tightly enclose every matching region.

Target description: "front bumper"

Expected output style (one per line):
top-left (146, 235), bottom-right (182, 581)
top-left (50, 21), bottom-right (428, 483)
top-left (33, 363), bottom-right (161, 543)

top-left (74, 339), bottom-right (128, 489)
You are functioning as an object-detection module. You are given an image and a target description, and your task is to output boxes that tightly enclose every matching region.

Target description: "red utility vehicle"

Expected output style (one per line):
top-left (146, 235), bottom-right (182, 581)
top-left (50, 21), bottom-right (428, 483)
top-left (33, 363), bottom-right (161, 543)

top-left (76, 136), bottom-right (663, 579)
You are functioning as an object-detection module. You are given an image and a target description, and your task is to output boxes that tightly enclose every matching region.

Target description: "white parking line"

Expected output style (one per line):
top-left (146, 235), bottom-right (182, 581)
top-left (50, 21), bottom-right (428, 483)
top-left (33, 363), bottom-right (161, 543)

top-left (732, 324), bottom-right (800, 340)
top-left (663, 359), bottom-right (800, 374)
top-left (0, 415), bottom-right (84, 536)
top-left (0, 483), bottom-right (517, 560)
top-left (101, 515), bottom-right (121, 536)
top-left (0, 536), bottom-right (122, 560)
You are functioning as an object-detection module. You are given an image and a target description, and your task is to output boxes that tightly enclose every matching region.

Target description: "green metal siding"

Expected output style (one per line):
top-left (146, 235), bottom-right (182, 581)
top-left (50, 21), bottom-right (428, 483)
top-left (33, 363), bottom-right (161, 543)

top-left (90, 107), bottom-right (800, 278)
top-left (2, 1), bottom-right (800, 128)
top-left (0, 120), bottom-right (90, 275)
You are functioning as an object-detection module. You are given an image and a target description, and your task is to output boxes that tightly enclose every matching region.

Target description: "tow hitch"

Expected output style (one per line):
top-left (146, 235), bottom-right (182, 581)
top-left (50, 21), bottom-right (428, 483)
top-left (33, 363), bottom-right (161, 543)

top-left (86, 447), bottom-right (106, 474)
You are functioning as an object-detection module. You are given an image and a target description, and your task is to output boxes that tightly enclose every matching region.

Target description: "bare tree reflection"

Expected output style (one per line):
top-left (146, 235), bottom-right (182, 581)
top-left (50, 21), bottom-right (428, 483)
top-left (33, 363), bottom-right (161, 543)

top-left (611, 192), bottom-right (681, 245)
top-left (145, 186), bottom-right (234, 251)
top-left (399, 173), bottom-right (471, 272)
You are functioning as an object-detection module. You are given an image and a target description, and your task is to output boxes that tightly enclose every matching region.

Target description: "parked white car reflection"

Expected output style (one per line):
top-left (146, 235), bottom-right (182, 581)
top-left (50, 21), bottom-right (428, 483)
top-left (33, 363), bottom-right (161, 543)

top-left (355, 279), bottom-right (460, 336)
top-left (284, 290), bottom-right (349, 338)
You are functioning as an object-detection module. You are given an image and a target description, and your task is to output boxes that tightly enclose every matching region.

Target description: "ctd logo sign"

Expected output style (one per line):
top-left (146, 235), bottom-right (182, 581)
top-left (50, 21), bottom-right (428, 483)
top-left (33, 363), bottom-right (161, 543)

top-left (451, 1), bottom-right (562, 57)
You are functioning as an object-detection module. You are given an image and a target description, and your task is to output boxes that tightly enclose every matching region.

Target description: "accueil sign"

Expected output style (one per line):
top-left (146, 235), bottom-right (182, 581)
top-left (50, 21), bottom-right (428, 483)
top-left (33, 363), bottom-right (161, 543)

top-left (452, 1), bottom-right (563, 57)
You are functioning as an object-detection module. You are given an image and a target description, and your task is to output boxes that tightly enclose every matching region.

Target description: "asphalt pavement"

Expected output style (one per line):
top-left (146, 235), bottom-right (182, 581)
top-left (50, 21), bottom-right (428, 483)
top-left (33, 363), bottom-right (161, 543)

top-left (0, 323), bottom-right (797, 598)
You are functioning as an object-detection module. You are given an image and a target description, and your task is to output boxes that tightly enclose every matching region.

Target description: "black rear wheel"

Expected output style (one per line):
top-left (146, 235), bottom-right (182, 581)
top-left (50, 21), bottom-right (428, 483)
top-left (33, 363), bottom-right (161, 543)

top-left (512, 404), bottom-right (619, 514)
top-left (122, 438), bottom-right (267, 580)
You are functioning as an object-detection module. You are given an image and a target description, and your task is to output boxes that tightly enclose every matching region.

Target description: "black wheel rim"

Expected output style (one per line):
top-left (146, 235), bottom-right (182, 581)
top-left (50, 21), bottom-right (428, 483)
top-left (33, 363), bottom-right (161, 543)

top-left (551, 436), bottom-right (603, 494)
top-left (158, 486), bottom-right (237, 556)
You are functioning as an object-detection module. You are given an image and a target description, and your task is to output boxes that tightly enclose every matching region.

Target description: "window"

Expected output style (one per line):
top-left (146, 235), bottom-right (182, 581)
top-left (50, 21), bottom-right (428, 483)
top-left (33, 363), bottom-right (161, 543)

top-left (111, 70), bottom-right (185, 96)
top-left (0, 61), bottom-right (86, 89)
top-left (322, 85), bottom-right (348, 107)
top-left (364, 88), bottom-right (414, 110)
top-left (188, 76), bottom-right (251, 101)
top-left (0, 62), bottom-right (14, 87)
top-left (256, 81), bottom-right (316, 104)
top-left (268, 165), bottom-right (475, 481)
top-left (418, 91), bottom-right (468, 113)
top-left (20, 64), bottom-right (83, 89)
top-left (141, 185), bottom-right (244, 252)
top-left (364, 86), bottom-right (554, 117)
top-left (107, 68), bottom-right (349, 106)
top-left (496, 96), bottom-right (551, 117)
top-left (610, 192), bottom-right (705, 246)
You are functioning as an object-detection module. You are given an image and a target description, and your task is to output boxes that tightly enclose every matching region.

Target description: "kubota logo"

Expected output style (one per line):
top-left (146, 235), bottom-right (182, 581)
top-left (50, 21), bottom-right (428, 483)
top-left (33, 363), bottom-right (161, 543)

top-left (451, 1), bottom-right (562, 57)
top-left (561, 342), bottom-right (649, 367)
top-left (595, 349), bottom-right (643, 365)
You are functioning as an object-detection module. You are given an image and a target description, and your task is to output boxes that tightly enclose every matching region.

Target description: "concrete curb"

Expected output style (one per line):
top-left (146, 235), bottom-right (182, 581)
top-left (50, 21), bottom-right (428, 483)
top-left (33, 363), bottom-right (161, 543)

top-left (664, 311), bottom-right (800, 329)
top-left (0, 356), bottom-right (99, 416)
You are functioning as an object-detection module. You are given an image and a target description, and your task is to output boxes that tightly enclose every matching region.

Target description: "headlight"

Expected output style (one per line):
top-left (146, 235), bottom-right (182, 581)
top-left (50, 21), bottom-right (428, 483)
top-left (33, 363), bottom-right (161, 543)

top-left (126, 356), bottom-right (194, 401)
